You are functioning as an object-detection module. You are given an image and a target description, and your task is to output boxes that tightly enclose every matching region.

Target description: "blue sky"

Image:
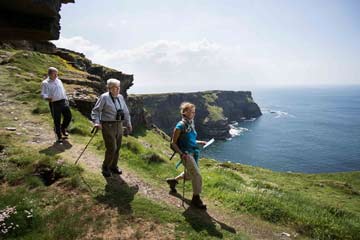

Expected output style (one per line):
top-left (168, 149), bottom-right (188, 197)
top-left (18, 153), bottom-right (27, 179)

top-left (54, 0), bottom-right (360, 93)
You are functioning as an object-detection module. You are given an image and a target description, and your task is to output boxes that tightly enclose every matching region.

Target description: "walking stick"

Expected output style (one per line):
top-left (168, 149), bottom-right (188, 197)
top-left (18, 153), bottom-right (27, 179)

top-left (75, 127), bottom-right (98, 165)
top-left (182, 161), bottom-right (186, 207)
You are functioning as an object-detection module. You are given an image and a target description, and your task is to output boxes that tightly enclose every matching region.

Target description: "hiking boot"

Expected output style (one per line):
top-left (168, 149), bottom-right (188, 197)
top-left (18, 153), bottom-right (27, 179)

top-left (61, 128), bottom-right (69, 137)
top-left (110, 167), bottom-right (122, 175)
top-left (191, 195), bottom-right (207, 210)
top-left (102, 168), bottom-right (111, 178)
top-left (56, 137), bottom-right (63, 144)
top-left (166, 178), bottom-right (178, 193)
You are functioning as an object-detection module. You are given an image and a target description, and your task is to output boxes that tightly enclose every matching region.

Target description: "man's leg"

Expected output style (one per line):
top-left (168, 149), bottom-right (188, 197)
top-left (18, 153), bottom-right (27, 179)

top-left (101, 123), bottom-right (117, 177)
top-left (52, 102), bottom-right (62, 141)
top-left (61, 104), bottom-right (72, 136)
top-left (110, 122), bottom-right (123, 174)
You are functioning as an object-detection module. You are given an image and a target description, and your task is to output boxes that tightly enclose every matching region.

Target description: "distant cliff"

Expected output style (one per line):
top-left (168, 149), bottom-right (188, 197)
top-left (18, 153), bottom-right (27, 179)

top-left (128, 91), bottom-right (262, 140)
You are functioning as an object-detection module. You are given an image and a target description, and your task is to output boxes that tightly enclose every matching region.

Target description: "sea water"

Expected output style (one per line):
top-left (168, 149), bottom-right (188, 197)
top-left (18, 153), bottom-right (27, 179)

top-left (203, 86), bottom-right (360, 173)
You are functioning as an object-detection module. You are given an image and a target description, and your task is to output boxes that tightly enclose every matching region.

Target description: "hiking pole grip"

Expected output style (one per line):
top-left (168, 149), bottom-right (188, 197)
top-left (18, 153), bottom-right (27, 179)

top-left (91, 126), bottom-right (98, 134)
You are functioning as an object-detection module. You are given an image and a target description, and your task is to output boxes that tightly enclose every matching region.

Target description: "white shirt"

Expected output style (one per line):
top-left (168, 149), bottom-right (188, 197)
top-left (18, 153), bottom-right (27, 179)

top-left (41, 77), bottom-right (68, 102)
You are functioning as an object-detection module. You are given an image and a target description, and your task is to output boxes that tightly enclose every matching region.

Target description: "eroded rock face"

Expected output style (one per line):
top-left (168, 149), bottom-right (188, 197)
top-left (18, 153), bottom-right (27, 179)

top-left (0, 0), bottom-right (74, 40)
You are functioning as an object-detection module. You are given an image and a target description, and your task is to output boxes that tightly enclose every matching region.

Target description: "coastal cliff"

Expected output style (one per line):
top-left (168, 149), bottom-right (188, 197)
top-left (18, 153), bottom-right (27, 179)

top-left (129, 91), bottom-right (261, 139)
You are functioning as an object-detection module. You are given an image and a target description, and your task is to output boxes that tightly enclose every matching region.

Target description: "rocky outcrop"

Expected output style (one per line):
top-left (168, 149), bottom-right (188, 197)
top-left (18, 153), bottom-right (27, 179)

top-left (0, 41), bottom-right (134, 119)
top-left (87, 65), bottom-right (134, 99)
top-left (129, 91), bottom-right (262, 140)
top-left (0, 0), bottom-right (73, 40)
top-left (0, 40), bottom-right (57, 53)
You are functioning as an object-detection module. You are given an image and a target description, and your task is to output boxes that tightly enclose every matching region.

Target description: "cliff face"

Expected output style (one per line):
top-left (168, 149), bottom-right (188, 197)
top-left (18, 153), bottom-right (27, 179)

top-left (129, 91), bottom-right (262, 140)
top-left (0, 0), bottom-right (73, 40)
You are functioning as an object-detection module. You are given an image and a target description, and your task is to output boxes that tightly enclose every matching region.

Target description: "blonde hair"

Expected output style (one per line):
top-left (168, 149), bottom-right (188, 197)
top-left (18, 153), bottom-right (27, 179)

top-left (106, 78), bottom-right (121, 88)
top-left (180, 102), bottom-right (195, 115)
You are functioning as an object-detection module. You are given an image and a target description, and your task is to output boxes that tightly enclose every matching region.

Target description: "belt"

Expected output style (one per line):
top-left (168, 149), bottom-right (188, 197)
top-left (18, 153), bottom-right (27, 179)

top-left (101, 121), bottom-right (122, 123)
top-left (51, 99), bottom-right (66, 104)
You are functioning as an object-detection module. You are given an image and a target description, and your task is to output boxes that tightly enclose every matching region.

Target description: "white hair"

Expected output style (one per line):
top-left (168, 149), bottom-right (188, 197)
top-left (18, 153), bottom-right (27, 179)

top-left (48, 67), bottom-right (58, 74)
top-left (106, 78), bottom-right (121, 88)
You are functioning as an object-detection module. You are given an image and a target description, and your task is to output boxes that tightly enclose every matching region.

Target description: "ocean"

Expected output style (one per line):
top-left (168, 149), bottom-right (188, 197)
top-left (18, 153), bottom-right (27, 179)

top-left (202, 86), bottom-right (360, 173)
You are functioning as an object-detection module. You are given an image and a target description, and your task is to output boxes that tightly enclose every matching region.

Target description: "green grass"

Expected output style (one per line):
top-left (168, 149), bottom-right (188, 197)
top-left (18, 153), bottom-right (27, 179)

top-left (202, 92), bottom-right (218, 104)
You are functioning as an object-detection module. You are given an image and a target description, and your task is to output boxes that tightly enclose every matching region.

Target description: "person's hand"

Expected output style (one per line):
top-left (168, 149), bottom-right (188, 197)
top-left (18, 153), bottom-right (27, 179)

top-left (127, 125), bottom-right (132, 134)
top-left (198, 140), bottom-right (207, 145)
top-left (181, 153), bottom-right (190, 161)
top-left (47, 97), bottom-right (52, 102)
top-left (94, 123), bottom-right (102, 129)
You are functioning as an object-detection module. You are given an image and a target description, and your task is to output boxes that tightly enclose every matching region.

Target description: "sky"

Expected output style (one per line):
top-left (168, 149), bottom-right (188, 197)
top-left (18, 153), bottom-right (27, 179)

top-left (54, 0), bottom-right (360, 93)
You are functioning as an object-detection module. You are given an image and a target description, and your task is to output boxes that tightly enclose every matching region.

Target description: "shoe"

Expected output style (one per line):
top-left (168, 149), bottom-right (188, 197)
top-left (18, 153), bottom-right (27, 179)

top-left (56, 138), bottom-right (63, 144)
top-left (61, 128), bottom-right (69, 137)
top-left (102, 168), bottom-right (111, 177)
top-left (110, 167), bottom-right (122, 175)
top-left (166, 178), bottom-right (178, 193)
top-left (191, 195), bottom-right (207, 210)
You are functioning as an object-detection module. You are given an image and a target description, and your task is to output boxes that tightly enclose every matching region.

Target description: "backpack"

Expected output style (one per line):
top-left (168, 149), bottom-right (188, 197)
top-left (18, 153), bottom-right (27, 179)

top-left (169, 120), bottom-right (190, 160)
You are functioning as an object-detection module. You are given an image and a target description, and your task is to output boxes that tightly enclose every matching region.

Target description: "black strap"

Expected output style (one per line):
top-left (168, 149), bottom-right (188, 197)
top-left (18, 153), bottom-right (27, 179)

top-left (180, 119), bottom-right (193, 133)
top-left (110, 95), bottom-right (122, 111)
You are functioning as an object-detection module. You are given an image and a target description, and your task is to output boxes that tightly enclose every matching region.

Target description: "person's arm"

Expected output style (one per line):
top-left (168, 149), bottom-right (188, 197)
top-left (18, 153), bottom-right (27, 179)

top-left (196, 140), bottom-right (207, 145)
top-left (40, 81), bottom-right (52, 102)
top-left (120, 95), bottom-right (132, 133)
top-left (171, 123), bottom-right (189, 160)
top-left (91, 95), bottom-right (106, 128)
top-left (171, 128), bottom-right (185, 156)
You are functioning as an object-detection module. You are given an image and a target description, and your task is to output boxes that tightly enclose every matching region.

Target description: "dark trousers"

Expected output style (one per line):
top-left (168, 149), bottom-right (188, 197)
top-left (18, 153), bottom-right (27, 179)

top-left (101, 121), bottom-right (123, 170)
top-left (49, 99), bottom-right (72, 139)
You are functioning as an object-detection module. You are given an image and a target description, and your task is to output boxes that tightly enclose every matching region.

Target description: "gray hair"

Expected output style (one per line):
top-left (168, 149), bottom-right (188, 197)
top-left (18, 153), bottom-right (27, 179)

top-left (106, 78), bottom-right (121, 88)
top-left (48, 67), bottom-right (58, 75)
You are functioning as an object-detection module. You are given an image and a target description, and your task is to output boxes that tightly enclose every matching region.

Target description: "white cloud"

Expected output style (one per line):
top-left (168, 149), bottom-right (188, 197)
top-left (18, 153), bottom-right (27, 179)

top-left (53, 36), bottom-right (360, 93)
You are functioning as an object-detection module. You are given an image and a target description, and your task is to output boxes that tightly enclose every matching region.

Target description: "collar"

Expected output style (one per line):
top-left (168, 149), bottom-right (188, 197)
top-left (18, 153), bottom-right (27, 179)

top-left (47, 77), bottom-right (57, 82)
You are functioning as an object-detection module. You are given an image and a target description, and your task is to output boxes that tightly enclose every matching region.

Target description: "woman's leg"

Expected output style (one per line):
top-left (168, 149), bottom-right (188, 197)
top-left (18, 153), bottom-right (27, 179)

top-left (182, 154), bottom-right (202, 195)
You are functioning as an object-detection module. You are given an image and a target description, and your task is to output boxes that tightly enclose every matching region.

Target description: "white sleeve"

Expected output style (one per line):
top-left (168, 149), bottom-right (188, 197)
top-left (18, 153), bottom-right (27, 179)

top-left (41, 82), bottom-right (49, 99)
top-left (91, 95), bottom-right (106, 124)
top-left (120, 95), bottom-right (132, 127)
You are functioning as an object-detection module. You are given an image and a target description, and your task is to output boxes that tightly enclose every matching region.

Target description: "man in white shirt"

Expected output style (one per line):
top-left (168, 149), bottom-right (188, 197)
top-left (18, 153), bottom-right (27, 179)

top-left (41, 67), bottom-right (72, 143)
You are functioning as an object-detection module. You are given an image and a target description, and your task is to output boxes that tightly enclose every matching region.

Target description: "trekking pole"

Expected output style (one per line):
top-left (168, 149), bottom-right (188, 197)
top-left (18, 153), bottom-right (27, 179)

top-left (75, 127), bottom-right (98, 165)
top-left (182, 164), bottom-right (186, 207)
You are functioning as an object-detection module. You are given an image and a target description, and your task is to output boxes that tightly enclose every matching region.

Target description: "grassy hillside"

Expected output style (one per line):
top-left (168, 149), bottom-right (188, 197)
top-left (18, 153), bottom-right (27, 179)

top-left (0, 47), bottom-right (359, 240)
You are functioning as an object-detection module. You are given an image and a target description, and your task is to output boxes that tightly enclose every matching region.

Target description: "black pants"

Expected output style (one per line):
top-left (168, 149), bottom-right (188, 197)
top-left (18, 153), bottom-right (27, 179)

top-left (49, 99), bottom-right (72, 139)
